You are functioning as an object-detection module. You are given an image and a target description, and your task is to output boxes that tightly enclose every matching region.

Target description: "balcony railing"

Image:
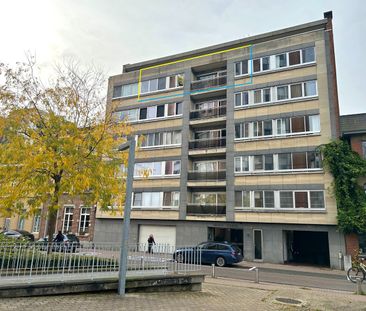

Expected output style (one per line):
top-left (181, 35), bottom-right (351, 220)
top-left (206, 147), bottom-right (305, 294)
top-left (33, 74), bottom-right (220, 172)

top-left (189, 137), bottom-right (226, 150)
top-left (190, 106), bottom-right (227, 120)
top-left (191, 76), bottom-right (227, 91)
top-left (187, 170), bottom-right (226, 181)
top-left (186, 203), bottom-right (226, 215)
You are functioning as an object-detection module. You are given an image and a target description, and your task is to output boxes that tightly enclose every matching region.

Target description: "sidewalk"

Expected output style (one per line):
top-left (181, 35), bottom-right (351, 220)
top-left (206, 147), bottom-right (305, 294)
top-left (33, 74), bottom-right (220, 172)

top-left (1, 276), bottom-right (365, 311)
top-left (237, 260), bottom-right (346, 276)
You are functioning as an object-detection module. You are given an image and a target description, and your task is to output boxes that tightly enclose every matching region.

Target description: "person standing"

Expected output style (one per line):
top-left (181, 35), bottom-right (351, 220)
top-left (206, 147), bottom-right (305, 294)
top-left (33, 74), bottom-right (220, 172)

top-left (147, 234), bottom-right (155, 254)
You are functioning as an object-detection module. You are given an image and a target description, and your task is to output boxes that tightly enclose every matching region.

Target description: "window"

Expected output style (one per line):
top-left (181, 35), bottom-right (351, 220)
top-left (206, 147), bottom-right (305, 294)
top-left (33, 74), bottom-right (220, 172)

top-left (276, 54), bottom-right (287, 68)
top-left (141, 80), bottom-right (149, 93)
top-left (157, 105), bottom-right (165, 117)
top-left (147, 106), bottom-right (157, 119)
top-left (113, 85), bottom-right (122, 98)
top-left (140, 131), bottom-right (181, 148)
top-left (254, 90), bottom-right (261, 104)
top-left (254, 191), bottom-right (263, 208)
top-left (158, 77), bottom-right (166, 90)
top-left (139, 108), bottom-right (147, 120)
top-left (253, 121), bottom-right (263, 137)
top-left (264, 191), bottom-right (275, 208)
top-left (262, 57), bottom-right (270, 71)
top-left (295, 192), bottom-right (308, 208)
top-left (290, 83), bottom-right (302, 98)
top-left (263, 120), bottom-right (272, 136)
top-left (280, 192), bottom-right (293, 208)
top-left (235, 91), bottom-right (249, 106)
top-left (234, 60), bottom-right (248, 76)
top-left (176, 102), bottom-right (182, 115)
top-left (307, 115), bottom-right (320, 132)
top-left (289, 51), bottom-right (301, 65)
top-left (173, 160), bottom-right (181, 174)
top-left (263, 88), bottom-right (271, 102)
top-left (362, 142), bottom-right (366, 159)
top-left (276, 118), bottom-right (291, 135)
top-left (277, 86), bottom-right (288, 100)
top-left (302, 47), bottom-right (315, 63)
top-left (32, 212), bottom-right (41, 233)
top-left (291, 116), bottom-right (305, 133)
top-left (264, 154), bottom-right (274, 170)
top-left (167, 103), bottom-right (175, 116)
top-left (17, 216), bottom-right (25, 230)
top-left (278, 153), bottom-right (292, 170)
top-left (310, 191), bottom-right (324, 208)
top-left (133, 193), bottom-right (142, 206)
top-left (304, 80), bottom-right (317, 96)
top-left (307, 151), bottom-right (321, 168)
top-left (63, 206), bottom-right (74, 233)
top-left (254, 155), bottom-right (264, 170)
top-left (292, 152), bottom-right (307, 169)
top-left (79, 207), bottom-right (91, 235)
top-left (253, 59), bottom-right (261, 72)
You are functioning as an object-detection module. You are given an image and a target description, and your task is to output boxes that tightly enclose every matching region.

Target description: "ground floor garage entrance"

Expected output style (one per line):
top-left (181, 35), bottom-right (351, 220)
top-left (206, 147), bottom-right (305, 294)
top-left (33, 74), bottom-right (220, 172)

top-left (285, 230), bottom-right (330, 267)
top-left (138, 225), bottom-right (176, 252)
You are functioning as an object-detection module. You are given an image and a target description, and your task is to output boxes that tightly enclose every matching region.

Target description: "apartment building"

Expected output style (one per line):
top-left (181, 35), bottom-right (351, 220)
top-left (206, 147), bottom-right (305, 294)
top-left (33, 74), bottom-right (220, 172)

top-left (340, 113), bottom-right (366, 255)
top-left (95, 11), bottom-right (345, 268)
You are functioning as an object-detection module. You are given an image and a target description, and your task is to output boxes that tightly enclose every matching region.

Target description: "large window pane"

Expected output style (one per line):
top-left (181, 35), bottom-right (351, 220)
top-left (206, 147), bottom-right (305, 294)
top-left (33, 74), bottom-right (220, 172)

top-left (235, 62), bottom-right (241, 76)
top-left (241, 61), bottom-right (248, 74)
top-left (254, 155), bottom-right (263, 170)
top-left (150, 79), bottom-right (158, 92)
top-left (263, 120), bottom-right (272, 136)
top-left (289, 51), bottom-right (301, 65)
top-left (235, 191), bottom-right (242, 206)
top-left (176, 102), bottom-right (182, 115)
top-left (290, 84), bottom-right (302, 98)
top-left (264, 154), bottom-right (273, 170)
top-left (157, 105), bottom-right (165, 117)
top-left (139, 108), bottom-right (147, 120)
top-left (235, 93), bottom-right (242, 106)
top-left (158, 77), bottom-right (166, 90)
top-left (147, 106), bottom-right (157, 119)
top-left (141, 80), bottom-right (149, 93)
top-left (254, 191), bottom-right (263, 208)
top-left (253, 59), bottom-right (261, 72)
top-left (242, 92), bottom-right (249, 105)
top-left (307, 115), bottom-right (320, 132)
top-left (292, 152), bottom-right (307, 169)
top-left (295, 192), bottom-right (308, 208)
top-left (173, 161), bottom-right (181, 174)
top-left (276, 54), bottom-right (287, 68)
top-left (277, 86), bottom-right (288, 100)
top-left (278, 153), bottom-right (292, 170)
top-left (307, 151), bottom-right (321, 168)
top-left (302, 47), bottom-right (315, 63)
top-left (291, 116), bottom-right (305, 133)
top-left (310, 191), bottom-right (324, 208)
top-left (264, 191), bottom-right (275, 208)
top-left (263, 88), bottom-right (271, 102)
top-left (304, 80), bottom-right (317, 96)
top-left (280, 192), bottom-right (293, 208)
top-left (254, 90), bottom-right (261, 104)
top-left (167, 103), bottom-right (175, 116)
top-left (133, 193), bottom-right (142, 206)
top-left (113, 85), bottom-right (122, 98)
top-left (243, 191), bottom-right (250, 207)
top-left (163, 192), bottom-right (172, 206)
top-left (262, 57), bottom-right (270, 71)
top-left (234, 157), bottom-right (241, 172)
top-left (242, 156), bottom-right (249, 171)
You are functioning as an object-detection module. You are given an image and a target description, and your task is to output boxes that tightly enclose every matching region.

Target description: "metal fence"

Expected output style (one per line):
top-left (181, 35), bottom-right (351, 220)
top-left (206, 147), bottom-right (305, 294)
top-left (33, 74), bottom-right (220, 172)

top-left (0, 242), bottom-right (202, 283)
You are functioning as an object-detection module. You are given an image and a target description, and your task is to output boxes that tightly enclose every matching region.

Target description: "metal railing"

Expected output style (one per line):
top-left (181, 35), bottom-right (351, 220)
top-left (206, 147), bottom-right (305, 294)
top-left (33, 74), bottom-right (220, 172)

top-left (191, 76), bottom-right (227, 91)
top-left (187, 170), bottom-right (226, 181)
top-left (190, 106), bottom-right (227, 120)
top-left (186, 204), bottom-right (226, 215)
top-left (0, 242), bottom-right (202, 283)
top-left (189, 137), bottom-right (226, 149)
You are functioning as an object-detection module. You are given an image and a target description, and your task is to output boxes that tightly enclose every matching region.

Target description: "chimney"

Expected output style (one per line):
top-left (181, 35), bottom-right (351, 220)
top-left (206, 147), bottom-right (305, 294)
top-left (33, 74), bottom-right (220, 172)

top-left (324, 11), bottom-right (333, 19)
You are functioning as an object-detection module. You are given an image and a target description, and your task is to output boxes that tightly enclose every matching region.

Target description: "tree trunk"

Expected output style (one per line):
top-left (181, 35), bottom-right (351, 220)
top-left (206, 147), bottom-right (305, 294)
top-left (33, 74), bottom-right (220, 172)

top-left (46, 207), bottom-right (57, 242)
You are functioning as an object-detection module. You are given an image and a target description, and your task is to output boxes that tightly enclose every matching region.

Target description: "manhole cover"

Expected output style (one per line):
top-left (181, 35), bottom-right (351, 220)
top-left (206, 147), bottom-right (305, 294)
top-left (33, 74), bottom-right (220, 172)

top-left (275, 297), bottom-right (303, 305)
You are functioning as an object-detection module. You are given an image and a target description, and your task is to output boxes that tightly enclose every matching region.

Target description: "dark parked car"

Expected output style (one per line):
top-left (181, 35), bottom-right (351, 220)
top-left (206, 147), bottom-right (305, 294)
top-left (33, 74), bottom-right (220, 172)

top-left (37, 233), bottom-right (80, 252)
top-left (1, 230), bottom-right (35, 241)
top-left (174, 241), bottom-right (243, 267)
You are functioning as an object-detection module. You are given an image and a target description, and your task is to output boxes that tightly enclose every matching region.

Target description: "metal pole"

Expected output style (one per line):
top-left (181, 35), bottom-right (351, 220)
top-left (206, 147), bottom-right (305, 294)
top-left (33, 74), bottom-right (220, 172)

top-left (118, 137), bottom-right (135, 296)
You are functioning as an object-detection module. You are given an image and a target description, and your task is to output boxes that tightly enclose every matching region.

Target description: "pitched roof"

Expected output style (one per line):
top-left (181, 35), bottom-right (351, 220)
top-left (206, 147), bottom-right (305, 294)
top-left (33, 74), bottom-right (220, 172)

top-left (340, 113), bottom-right (366, 135)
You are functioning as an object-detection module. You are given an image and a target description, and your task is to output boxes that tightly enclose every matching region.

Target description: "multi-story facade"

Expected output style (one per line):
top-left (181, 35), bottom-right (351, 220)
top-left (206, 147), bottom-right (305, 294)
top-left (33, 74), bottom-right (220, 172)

top-left (340, 113), bottom-right (366, 255)
top-left (95, 11), bottom-right (345, 268)
top-left (0, 200), bottom-right (96, 241)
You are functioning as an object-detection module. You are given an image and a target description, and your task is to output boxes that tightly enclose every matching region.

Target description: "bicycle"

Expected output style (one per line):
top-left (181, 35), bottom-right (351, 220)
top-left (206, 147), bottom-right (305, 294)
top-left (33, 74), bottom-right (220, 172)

top-left (347, 256), bottom-right (366, 283)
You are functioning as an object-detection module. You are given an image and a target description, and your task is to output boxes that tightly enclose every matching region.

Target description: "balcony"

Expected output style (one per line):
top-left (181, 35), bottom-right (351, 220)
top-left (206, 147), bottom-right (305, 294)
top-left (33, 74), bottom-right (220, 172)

top-left (190, 106), bottom-right (227, 120)
top-left (189, 137), bottom-right (226, 150)
top-left (187, 170), bottom-right (226, 181)
top-left (191, 76), bottom-right (227, 92)
top-left (186, 203), bottom-right (226, 215)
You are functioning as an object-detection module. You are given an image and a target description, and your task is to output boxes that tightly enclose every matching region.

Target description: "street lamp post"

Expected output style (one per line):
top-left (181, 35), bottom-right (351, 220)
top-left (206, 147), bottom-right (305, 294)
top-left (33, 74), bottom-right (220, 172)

top-left (117, 137), bottom-right (136, 297)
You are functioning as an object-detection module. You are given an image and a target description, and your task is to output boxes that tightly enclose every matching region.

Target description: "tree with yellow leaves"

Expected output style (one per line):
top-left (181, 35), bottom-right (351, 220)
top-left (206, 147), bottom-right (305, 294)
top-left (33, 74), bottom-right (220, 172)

top-left (0, 57), bottom-right (131, 241)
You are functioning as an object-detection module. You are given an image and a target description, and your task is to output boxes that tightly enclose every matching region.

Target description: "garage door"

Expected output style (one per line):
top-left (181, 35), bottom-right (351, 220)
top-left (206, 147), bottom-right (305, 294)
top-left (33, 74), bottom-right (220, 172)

top-left (138, 225), bottom-right (176, 252)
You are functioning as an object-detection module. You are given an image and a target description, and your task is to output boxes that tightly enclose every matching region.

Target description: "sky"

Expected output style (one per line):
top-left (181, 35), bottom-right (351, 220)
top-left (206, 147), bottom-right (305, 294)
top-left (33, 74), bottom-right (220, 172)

top-left (0, 0), bottom-right (365, 115)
